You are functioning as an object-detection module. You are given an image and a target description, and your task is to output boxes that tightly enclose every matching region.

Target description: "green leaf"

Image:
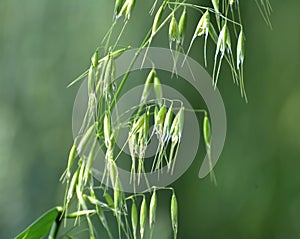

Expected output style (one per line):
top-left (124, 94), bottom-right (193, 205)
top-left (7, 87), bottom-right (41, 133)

top-left (14, 206), bottom-right (63, 239)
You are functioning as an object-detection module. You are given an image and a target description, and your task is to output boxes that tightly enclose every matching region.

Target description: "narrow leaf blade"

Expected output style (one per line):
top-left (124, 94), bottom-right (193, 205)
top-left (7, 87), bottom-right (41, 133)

top-left (14, 206), bottom-right (63, 239)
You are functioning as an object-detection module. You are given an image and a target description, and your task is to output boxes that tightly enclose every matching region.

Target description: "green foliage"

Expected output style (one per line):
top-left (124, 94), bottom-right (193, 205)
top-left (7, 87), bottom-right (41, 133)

top-left (14, 207), bottom-right (62, 239)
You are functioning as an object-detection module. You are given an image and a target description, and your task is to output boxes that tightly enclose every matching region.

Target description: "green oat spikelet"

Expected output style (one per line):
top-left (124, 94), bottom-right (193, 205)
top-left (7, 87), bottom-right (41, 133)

top-left (104, 113), bottom-right (111, 148)
top-left (154, 76), bottom-right (163, 106)
top-left (131, 199), bottom-right (138, 239)
top-left (178, 7), bottom-right (187, 45)
top-left (170, 192), bottom-right (178, 239)
top-left (149, 189), bottom-right (157, 229)
top-left (141, 68), bottom-right (156, 103)
top-left (140, 196), bottom-right (147, 239)
top-left (203, 115), bottom-right (217, 184)
top-left (183, 10), bottom-right (210, 67)
top-left (237, 29), bottom-right (245, 70)
top-left (169, 14), bottom-right (179, 48)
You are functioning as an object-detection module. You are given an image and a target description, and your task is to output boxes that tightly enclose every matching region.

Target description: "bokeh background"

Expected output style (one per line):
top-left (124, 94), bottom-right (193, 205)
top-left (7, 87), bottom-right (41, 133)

top-left (1, 0), bottom-right (299, 238)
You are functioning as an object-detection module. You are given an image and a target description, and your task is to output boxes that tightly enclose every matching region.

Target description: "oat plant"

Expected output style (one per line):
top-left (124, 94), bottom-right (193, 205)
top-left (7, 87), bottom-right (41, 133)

top-left (15, 1), bottom-right (271, 238)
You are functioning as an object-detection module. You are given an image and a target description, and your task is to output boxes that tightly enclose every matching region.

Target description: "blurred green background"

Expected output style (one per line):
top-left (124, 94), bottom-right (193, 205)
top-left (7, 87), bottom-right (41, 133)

top-left (1, 0), bottom-right (299, 238)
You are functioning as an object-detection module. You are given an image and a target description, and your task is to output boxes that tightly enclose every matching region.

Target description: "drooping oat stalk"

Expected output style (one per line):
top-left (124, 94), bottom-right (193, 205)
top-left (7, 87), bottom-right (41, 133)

top-left (12, 1), bottom-right (272, 239)
top-left (58, 1), bottom-right (271, 238)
